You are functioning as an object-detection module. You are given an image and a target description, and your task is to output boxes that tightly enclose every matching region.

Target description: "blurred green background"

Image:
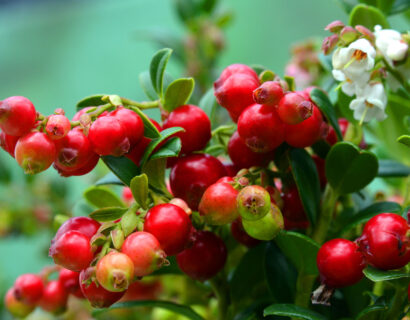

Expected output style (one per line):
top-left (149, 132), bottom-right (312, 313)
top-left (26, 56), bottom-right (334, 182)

top-left (0, 0), bottom-right (407, 318)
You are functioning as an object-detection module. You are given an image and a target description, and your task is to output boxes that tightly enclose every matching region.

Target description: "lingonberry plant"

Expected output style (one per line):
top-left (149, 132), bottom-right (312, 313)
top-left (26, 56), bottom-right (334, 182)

top-left (2, 1), bottom-right (410, 319)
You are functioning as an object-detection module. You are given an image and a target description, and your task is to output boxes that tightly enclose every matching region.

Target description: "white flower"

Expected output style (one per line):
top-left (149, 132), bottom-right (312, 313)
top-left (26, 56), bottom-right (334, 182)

top-left (349, 83), bottom-right (387, 123)
top-left (374, 25), bottom-right (408, 63)
top-left (332, 69), bottom-right (368, 96)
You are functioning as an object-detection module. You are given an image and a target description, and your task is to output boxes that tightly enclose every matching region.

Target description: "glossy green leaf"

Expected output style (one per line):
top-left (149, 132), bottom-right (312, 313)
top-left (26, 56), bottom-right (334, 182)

top-left (349, 4), bottom-right (389, 29)
top-left (139, 71), bottom-right (158, 101)
top-left (289, 148), bottom-right (321, 225)
top-left (397, 135), bottom-right (410, 147)
top-left (126, 105), bottom-right (161, 139)
top-left (150, 48), bottom-right (173, 96)
top-left (140, 127), bottom-right (184, 166)
top-left (130, 174), bottom-right (148, 210)
top-left (310, 88), bottom-right (343, 141)
top-left (83, 186), bottom-right (124, 208)
top-left (340, 201), bottom-right (402, 235)
top-left (93, 300), bottom-right (205, 320)
top-left (89, 207), bottom-right (128, 222)
top-left (264, 304), bottom-right (328, 320)
top-left (377, 159), bottom-right (410, 177)
top-left (95, 172), bottom-right (124, 186)
top-left (275, 231), bottom-right (320, 275)
top-left (355, 298), bottom-right (388, 320)
top-left (102, 156), bottom-right (141, 187)
top-left (149, 137), bottom-right (182, 161)
top-left (232, 300), bottom-right (273, 320)
top-left (284, 76), bottom-right (296, 92)
top-left (325, 142), bottom-right (378, 195)
top-left (163, 77), bottom-right (195, 112)
top-left (363, 266), bottom-right (410, 281)
top-left (142, 158), bottom-right (171, 197)
top-left (76, 94), bottom-right (105, 110)
top-left (121, 208), bottom-right (139, 237)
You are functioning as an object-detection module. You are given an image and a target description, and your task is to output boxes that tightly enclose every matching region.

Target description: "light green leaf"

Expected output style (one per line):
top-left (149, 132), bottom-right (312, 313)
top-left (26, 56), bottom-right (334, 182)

top-left (349, 4), bottom-right (389, 29)
top-left (163, 78), bottom-right (195, 112)
top-left (84, 186), bottom-right (124, 208)
top-left (130, 174), bottom-right (148, 210)
top-left (76, 94), bottom-right (105, 110)
top-left (89, 207), bottom-right (128, 222)
top-left (150, 48), bottom-right (173, 96)
top-left (363, 266), bottom-right (410, 281)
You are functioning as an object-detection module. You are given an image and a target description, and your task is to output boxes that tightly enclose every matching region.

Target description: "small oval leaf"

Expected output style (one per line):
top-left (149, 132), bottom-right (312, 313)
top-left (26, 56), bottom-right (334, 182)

top-left (150, 48), bottom-right (173, 96)
top-left (84, 186), bottom-right (124, 208)
top-left (264, 304), bottom-right (328, 320)
top-left (363, 266), bottom-right (410, 282)
top-left (149, 137), bottom-right (182, 161)
top-left (76, 94), bottom-right (105, 111)
top-left (121, 208), bottom-right (139, 237)
top-left (349, 4), bottom-right (389, 29)
top-left (101, 156), bottom-right (141, 187)
top-left (163, 77), bottom-right (195, 112)
top-left (130, 174), bottom-right (148, 210)
top-left (89, 207), bottom-right (128, 222)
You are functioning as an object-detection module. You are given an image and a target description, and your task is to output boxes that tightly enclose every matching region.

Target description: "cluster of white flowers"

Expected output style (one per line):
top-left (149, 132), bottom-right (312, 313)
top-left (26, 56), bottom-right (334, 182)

top-left (331, 25), bottom-right (408, 123)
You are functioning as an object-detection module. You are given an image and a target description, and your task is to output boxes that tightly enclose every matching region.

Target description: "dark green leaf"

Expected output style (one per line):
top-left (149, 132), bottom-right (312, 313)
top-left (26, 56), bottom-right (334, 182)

top-left (310, 88), bottom-right (343, 141)
top-left (89, 207), bottom-right (128, 222)
top-left (142, 158), bottom-right (171, 197)
top-left (336, 88), bottom-right (356, 123)
top-left (363, 266), bottom-right (410, 281)
top-left (264, 304), bottom-right (328, 320)
top-left (95, 172), bottom-right (124, 186)
top-left (163, 78), bottom-right (195, 112)
top-left (311, 140), bottom-right (331, 159)
top-left (140, 127), bottom-right (184, 166)
top-left (349, 4), bottom-right (389, 29)
top-left (355, 298), bottom-right (388, 320)
top-left (126, 106), bottom-right (161, 139)
top-left (83, 186), bottom-right (124, 208)
top-left (340, 202), bottom-right (402, 235)
top-left (377, 159), bottom-right (410, 177)
top-left (149, 137), bottom-right (182, 161)
top-left (93, 300), bottom-right (205, 320)
top-left (121, 208), bottom-right (139, 236)
top-left (390, 0), bottom-right (410, 14)
top-left (76, 94), bottom-right (105, 110)
top-left (325, 142), bottom-right (378, 195)
top-left (397, 135), bottom-right (410, 147)
top-left (130, 174), bottom-right (148, 210)
top-left (233, 300), bottom-right (273, 320)
top-left (102, 156), bottom-right (141, 187)
top-left (289, 148), bottom-right (321, 225)
top-left (150, 48), bottom-right (173, 96)
top-left (0, 157), bottom-right (11, 183)
top-left (139, 71), bottom-right (158, 101)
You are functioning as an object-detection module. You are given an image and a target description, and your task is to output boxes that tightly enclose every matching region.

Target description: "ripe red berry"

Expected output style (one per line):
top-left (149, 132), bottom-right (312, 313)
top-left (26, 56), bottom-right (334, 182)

top-left (109, 107), bottom-right (144, 147)
top-left (176, 231), bottom-right (227, 281)
top-left (231, 217), bottom-right (261, 247)
top-left (237, 185), bottom-right (271, 221)
top-left (163, 105), bottom-right (211, 154)
top-left (14, 274), bottom-right (44, 304)
top-left (0, 131), bottom-right (19, 157)
top-left (55, 152), bottom-right (99, 177)
top-left (96, 252), bottom-right (135, 292)
top-left (39, 280), bottom-right (68, 314)
top-left (237, 104), bottom-right (285, 153)
top-left (121, 231), bottom-right (167, 277)
top-left (0, 96), bottom-right (36, 136)
top-left (253, 81), bottom-right (284, 106)
top-left (144, 204), bottom-right (192, 255)
top-left (281, 186), bottom-right (309, 230)
top-left (79, 268), bottom-right (124, 308)
top-left (45, 115), bottom-right (71, 140)
top-left (53, 216), bottom-right (100, 242)
top-left (58, 268), bottom-right (80, 294)
top-left (4, 288), bottom-right (35, 318)
top-left (170, 154), bottom-right (227, 210)
top-left (214, 64), bottom-right (259, 88)
top-left (120, 280), bottom-right (163, 302)
top-left (228, 131), bottom-right (272, 169)
top-left (49, 230), bottom-right (94, 271)
top-left (15, 131), bottom-right (57, 174)
top-left (277, 92), bottom-right (313, 125)
top-left (214, 73), bottom-right (260, 122)
top-left (325, 118), bottom-right (348, 145)
top-left (358, 213), bottom-right (410, 270)
top-left (284, 105), bottom-right (324, 148)
top-left (317, 239), bottom-right (366, 288)
top-left (88, 116), bottom-right (130, 156)
top-left (199, 180), bottom-right (239, 225)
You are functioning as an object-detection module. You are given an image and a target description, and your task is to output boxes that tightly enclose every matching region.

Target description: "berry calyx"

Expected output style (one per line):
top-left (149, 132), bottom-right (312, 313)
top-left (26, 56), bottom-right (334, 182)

top-left (253, 81), bottom-right (284, 106)
top-left (15, 131), bottom-right (57, 174)
top-left (231, 217), bottom-right (261, 247)
top-left (4, 288), bottom-right (35, 318)
top-left (0, 96), bottom-right (36, 136)
top-left (144, 203), bottom-right (192, 256)
top-left (45, 114), bottom-right (71, 140)
top-left (237, 185), bottom-right (271, 221)
top-left (109, 107), bottom-right (144, 147)
top-left (96, 251), bottom-right (135, 292)
top-left (277, 92), bottom-right (313, 125)
top-left (242, 204), bottom-right (284, 240)
top-left (14, 273), bottom-right (44, 304)
top-left (39, 280), bottom-right (68, 314)
top-left (121, 231), bottom-right (167, 277)
top-left (317, 238), bottom-right (365, 288)
top-left (177, 231), bottom-right (227, 281)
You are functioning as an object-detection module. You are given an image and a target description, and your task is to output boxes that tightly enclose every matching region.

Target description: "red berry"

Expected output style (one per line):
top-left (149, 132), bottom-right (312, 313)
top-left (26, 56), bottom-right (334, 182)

top-left (237, 104), bottom-right (285, 153)
top-left (45, 115), bottom-right (71, 140)
top-left (144, 204), bottom-right (192, 255)
top-left (121, 231), bottom-right (166, 277)
top-left (214, 73), bottom-right (260, 122)
top-left (358, 213), bottom-right (410, 270)
top-left (281, 186), bottom-right (309, 230)
top-left (223, 162), bottom-right (238, 176)
top-left (277, 92), bottom-right (313, 125)
top-left (0, 96), bottom-right (36, 136)
top-left (228, 131), bottom-right (272, 169)
top-left (14, 274), bottom-right (44, 304)
top-left (39, 280), bottom-right (68, 314)
top-left (55, 152), bottom-right (99, 177)
top-left (199, 180), bottom-right (239, 225)
top-left (284, 105), bottom-right (324, 148)
top-left (169, 198), bottom-right (192, 216)
top-left (177, 231), bottom-right (227, 281)
top-left (0, 130), bottom-right (19, 157)
top-left (163, 105), bottom-right (211, 154)
top-left (120, 280), bottom-right (162, 302)
top-left (170, 154), bottom-right (227, 210)
top-left (325, 118), bottom-right (349, 145)
top-left (214, 64), bottom-right (259, 88)
top-left (96, 252), bottom-right (135, 292)
top-left (79, 268), bottom-right (124, 308)
top-left (58, 268), bottom-right (81, 294)
top-left (312, 155), bottom-right (327, 188)
top-left (88, 116), bottom-right (130, 156)
top-left (231, 217), bottom-right (261, 247)
top-left (15, 131), bottom-right (56, 174)
top-left (4, 288), bottom-right (35, 318)
top-left (317, 238), bottom-right (365, 288)
top-left (49, 230), bottom-right (94, 271)
top-left (109, 107), bottom-right (144, 147)
top-left (253, 81), bottom-right (284, 106)
top-left (53, 216), bottom-right (100, 242)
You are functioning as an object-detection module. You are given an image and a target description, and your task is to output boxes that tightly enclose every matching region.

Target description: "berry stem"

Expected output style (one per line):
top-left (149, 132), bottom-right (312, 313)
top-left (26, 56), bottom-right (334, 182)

top-left (386, 283), bottom-right (407, 320)
top-left (209, 273), bottom-right (231, 320)
top-left (121, 97), bottom-right (160, 110)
